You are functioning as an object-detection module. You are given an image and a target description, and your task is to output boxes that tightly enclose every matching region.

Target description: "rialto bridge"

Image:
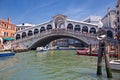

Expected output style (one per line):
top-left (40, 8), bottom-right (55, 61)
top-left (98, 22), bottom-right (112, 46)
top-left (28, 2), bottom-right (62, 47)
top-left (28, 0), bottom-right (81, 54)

top-left (8, 14), bottom-right (115, 50)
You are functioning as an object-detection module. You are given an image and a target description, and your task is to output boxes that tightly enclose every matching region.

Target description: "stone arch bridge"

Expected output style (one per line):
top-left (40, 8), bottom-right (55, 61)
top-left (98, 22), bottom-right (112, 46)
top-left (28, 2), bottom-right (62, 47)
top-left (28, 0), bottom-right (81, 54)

top-left (7, 14), bottom-right (115, 50)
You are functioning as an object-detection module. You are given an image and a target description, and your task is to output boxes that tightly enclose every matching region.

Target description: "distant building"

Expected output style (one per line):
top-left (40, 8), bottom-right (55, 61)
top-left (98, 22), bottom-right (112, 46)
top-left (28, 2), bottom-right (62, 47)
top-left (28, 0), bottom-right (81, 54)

top-left (116, 0), bottom-right (120, 30)
top-left (0, 18), bottom-right (16, 49)
top-left (56, 38), bottom-right (68, 47)
top-left (83, 16), bottom-right (103, 28)
top-left (101, 8), bottom-right (116, 28)
top-left (16, 23), bottom-right (35, 31)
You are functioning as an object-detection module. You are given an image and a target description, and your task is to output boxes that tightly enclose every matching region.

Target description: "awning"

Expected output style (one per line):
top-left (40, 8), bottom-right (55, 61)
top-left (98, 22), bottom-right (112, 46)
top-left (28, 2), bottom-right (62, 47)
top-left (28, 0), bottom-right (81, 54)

top-left (3, 38), bottom-right (15, 41)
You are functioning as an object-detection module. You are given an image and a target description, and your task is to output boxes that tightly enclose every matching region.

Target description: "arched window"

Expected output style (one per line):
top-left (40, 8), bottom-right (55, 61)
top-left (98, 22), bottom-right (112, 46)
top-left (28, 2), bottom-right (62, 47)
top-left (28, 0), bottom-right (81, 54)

top-left (90, 27), bottom-right (96, 34)
top-left (40, 27), bottom-right (45, 32)
top-left (82, 26), bottom-right (88, 33)
top-left (47, 24), bottom-right (52, 30)
top-left (34, 29), bottom-right (39, 34)
top-left (28, 30), bottom-right (33, 36)
top-left (74, 25), bottom-right (80, 31)
top-left (67, 23), bottom-right (73, 30)
top-left (22, 32), bottom-right (27, 38)
top-left (16, 34), bottom-right (21, 40)
top-left (107, 30), bottom-right (113, 38)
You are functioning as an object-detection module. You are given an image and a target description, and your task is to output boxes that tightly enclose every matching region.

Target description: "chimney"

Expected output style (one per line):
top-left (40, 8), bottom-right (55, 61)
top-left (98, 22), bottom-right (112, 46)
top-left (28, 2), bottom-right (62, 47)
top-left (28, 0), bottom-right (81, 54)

top-left (8, 17), bottom-right (10, 24)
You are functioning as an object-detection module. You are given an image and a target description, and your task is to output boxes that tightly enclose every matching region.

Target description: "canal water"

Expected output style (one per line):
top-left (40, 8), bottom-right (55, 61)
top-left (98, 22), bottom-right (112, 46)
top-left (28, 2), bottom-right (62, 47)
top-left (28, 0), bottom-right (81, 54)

top-left (0, 50), bottom-right (120, 80)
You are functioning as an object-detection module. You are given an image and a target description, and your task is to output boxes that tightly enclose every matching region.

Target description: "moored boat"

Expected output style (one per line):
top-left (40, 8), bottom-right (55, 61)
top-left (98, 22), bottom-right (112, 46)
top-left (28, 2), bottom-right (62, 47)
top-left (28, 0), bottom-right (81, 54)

top-left (109, 60), bottom-right (120, 71)
top-left (0, 51), bottom-right (15, 57)
top-left (36, 47), bottom-right (49, 52)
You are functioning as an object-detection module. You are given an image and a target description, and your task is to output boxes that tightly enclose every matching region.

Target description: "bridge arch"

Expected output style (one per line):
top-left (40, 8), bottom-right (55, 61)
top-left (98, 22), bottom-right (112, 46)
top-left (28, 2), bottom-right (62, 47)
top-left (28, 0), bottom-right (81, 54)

top-left (47, 24), bottom-right (52, 30)
top-left (34, 28), bottom-right (39, 34)
top-left (90, 27), bottom-right (96, 34)
top-left (29, 33), bottom-right (89, 49)
top-left (67, 23), bottom-right (73, 30)
top-left (16, 34), bottom-right (21, 40)
top-left (40, 26), bottom-right (45, 32)
top-left (74, 24), bottom-right (81, 31)
top-left (107, 30), bottom-right (113, 38)
top-left (28, 30), bottom-right (33, 36)
top-left (22, 32), bottom-right (27, 38)
top-left (54, 14), bottom-right (66, 29)
top-left (82, 26), bottom-right (88, 33)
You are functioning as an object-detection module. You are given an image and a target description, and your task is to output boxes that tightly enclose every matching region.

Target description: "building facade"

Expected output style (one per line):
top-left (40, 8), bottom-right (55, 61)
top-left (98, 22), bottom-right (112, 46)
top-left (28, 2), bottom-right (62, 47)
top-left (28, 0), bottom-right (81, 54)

top-left (83, 16), bottom-right (103, 28)
top-left (16, 23), bottom-right (35, 31)
top-left (0, 18), bottom-right (16, 49)
top-left (102, 8), bottom-right (116, 29)
top-left (116, 0), bottom-right (120, 30)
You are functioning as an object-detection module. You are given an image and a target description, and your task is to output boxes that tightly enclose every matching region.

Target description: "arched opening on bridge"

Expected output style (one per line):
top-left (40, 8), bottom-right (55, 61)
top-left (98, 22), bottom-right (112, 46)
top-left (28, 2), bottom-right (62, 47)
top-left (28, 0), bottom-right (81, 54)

top-left (34, 28), bottom-right (39, 34)
top-left (16, 34), bottom-right (21, 40)
top-left (90, 27), bottom-right (96, 34)
top-left (22, 32), bottom-right (27, 38)
top-left (54, 16), bottom-right (65, 29)
top-left (74, 25), bottom-right (80, 31)
top-left (82, 26), bottom-right (88, 33)
top-left (47, 24), bottom-right (52, 30)
top-left (28, 30), bottom-right (33, 36)
top-left (59, 24), bottom-right (65, 28)
top-left (40, 27), bottom-right (45, 33)
top-left (29, 34), bottom-right (89, 50)
top-left (107, 30), bottom-right (113, 38)
top-left (67, 23), bottom-right (73, 30)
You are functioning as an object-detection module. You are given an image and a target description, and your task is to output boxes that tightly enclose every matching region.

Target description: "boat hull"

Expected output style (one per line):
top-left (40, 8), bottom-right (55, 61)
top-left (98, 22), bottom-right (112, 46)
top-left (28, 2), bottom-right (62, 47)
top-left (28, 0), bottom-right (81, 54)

top-left (0, 52), bottom-right (15, 57)
top-left (109, 60), bottom-right (120, 71)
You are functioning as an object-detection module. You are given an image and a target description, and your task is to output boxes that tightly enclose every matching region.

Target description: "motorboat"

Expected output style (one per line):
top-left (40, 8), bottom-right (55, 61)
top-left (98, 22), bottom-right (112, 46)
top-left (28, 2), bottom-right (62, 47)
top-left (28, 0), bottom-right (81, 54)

top-left (0, 51), bottom-right (15, 57)
top-left (109, 60), bottom-right (120, 71)
top-left (36, 47), bottom-right (49, 52)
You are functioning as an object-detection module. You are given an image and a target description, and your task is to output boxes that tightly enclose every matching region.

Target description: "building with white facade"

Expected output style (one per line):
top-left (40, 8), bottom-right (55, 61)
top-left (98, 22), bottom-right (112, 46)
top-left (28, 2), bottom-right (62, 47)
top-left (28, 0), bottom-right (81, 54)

top-left (83, 16), bottom-right (103, 28)
top-left (101, 8), bottom-right (116, 29)
top-left (16, 23), bottom-right (35, 31)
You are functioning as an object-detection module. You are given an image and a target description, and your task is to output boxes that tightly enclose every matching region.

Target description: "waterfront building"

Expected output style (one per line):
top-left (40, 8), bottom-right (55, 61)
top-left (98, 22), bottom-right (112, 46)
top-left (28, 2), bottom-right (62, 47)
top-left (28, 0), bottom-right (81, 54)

top-left (101, 8), bottom-right (116, 29)
top-left (0, 18), bottom-right (16, 49)
top-left (83, 16), bottom-right (103, 28)
top-left (56, 38), bottom-right (68, 47)
top-left (116, 0), bottom-right (120, 30)
top-left (16, 23), bottom-right (35, 31)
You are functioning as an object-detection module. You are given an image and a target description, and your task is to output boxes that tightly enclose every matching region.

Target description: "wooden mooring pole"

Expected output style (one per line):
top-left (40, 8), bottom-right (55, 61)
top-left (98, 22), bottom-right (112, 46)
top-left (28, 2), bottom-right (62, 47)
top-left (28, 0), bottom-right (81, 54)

top-left (97, 41), bottom-right (112, 78)
top-left (89, 44), bottom-right (92, 55)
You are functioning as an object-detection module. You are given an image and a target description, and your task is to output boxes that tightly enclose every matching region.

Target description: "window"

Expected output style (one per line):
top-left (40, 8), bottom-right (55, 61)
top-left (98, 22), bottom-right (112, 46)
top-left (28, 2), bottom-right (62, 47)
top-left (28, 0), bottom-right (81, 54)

top-left (4, 24), bottom-right (8, 29)
top-left (117, 11), bottom-right (119, 15)
top-left (4, 32), bottom-right (8, 36)
top-left (11, 26), bottom-right (15, 30)
top-left (118, 17), bottom-right (119, 22)
top-left (118, 25), bottom-right (120, 30)
top-left (11, 33), bottom-right (13, 36)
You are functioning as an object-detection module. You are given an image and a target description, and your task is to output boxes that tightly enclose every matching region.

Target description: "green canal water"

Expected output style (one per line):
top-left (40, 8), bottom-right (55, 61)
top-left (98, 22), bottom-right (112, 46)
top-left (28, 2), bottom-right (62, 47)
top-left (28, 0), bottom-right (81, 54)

top-left (0, 50), bottom-right (120, 80)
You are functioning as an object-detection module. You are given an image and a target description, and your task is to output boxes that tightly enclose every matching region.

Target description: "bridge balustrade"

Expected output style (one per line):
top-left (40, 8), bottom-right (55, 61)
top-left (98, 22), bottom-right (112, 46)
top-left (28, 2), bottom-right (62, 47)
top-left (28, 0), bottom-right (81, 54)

top-left (13, 29), bottom-right (98, 44)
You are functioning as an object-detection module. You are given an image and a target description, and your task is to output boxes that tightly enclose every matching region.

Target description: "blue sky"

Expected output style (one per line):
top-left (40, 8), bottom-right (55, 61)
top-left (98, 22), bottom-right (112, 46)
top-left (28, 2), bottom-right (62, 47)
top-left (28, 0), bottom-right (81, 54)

top-left (0, 0), bottom-right (117, 25)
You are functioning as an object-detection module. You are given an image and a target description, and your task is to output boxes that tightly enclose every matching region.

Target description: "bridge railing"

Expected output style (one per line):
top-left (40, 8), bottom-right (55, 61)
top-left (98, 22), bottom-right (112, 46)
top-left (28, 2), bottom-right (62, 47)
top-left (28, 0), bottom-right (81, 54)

top-left (12, 29), bottom-right (97, 44)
